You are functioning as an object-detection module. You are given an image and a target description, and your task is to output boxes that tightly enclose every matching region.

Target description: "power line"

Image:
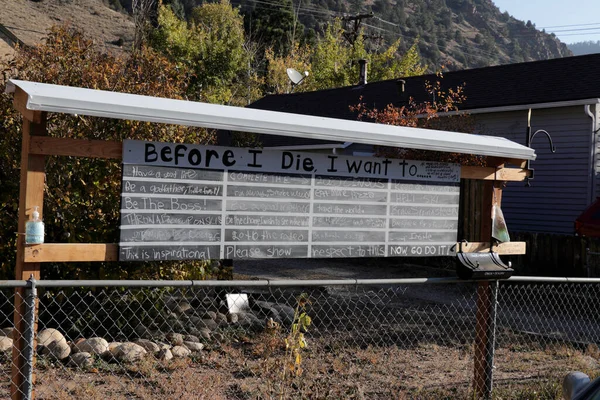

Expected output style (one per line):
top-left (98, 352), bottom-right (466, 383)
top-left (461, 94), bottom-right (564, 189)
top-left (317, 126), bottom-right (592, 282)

top-left (551, 27), bottom-right (600, 33)
top-left (557, 32), bottom-right (600, 37)
top-left (539, 22), bottom-right (600, 29)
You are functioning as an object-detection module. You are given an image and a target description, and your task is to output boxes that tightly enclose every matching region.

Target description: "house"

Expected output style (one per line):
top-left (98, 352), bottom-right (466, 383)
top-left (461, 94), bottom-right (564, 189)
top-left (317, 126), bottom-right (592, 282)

top-left (248, 54), bottom-right (600, 235)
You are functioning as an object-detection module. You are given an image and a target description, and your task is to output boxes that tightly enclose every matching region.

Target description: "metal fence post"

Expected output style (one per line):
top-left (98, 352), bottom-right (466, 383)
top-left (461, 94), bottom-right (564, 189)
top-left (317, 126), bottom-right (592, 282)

top-left (21, 276), bottom-right (37, 400)
top-left (484, 280), bottom-right (499, 397)
top-left (474, 280), bottom-right (499, 399)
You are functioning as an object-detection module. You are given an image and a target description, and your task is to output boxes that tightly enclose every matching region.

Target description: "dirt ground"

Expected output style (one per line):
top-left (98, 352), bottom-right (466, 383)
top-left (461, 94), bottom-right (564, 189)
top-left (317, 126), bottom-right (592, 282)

top-left (1, 337), bottom-right (597, 399)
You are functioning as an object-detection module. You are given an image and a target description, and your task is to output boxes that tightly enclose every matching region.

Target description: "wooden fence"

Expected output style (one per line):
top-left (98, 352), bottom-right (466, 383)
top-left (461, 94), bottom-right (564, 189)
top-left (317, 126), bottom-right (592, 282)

top-left (507, 232), bottom-right (600, 277)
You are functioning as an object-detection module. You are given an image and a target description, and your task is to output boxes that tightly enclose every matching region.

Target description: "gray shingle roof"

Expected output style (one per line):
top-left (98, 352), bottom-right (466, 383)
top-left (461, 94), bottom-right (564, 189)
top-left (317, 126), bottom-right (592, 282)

top-left (250, 53), bottom-right (600, 120)
top-left (249, 54), bottom-right (600, 147)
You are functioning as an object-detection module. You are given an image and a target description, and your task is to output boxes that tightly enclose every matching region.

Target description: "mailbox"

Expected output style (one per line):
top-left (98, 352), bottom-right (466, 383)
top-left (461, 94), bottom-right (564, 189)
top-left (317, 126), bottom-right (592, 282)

top-left (456, 252), bottom-right (514, 280)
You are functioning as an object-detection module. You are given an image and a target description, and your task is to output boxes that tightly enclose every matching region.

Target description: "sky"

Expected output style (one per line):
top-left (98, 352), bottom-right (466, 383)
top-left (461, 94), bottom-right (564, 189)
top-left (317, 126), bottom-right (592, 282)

top-left (492, 0), bottom-right (600, 44)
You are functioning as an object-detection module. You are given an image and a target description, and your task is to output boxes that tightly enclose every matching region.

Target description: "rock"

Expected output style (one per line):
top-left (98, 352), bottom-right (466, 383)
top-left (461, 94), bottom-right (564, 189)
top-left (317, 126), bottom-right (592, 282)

top-left (184, 335), bottom-right (200, 343)
top-left (190, 317), bottom-right (217, 331)
top-left (134, 339), bottom-right (160, 353)
top-left (107, 342), bottom-right (122, 352)
top-left (238, 312), bottom-right (264, 332)
top-left (204, 311), bottom-right (217, 321)
top-left (165, 297), bottom-right (191, 314)
top-left (215, 312), bottom-right (228, 325)
top-left (157, 348), bottom-right (173, 361)
top-left (37, 328), bottom-right (70, 360)
top-left (165, 333), bottom-right (184, 346)
top-left (253, 300), bottom-right (275, 311)
top-left (199, 328), bottom-right (211, 341)
top-left (272, 304), bottom-right (295, 327)
top-left (68, 352), bottom-right (94, 368)
top-left (73, 337), bottom-right (109, 355)
top-left (113, 342), bottom-right (147, 363)
top-left (252, 301), bottom-right (283, 325)
top-left (188, 316), bottom-right (202, 328)
top-left (212, 332), bottom-right (225, 343)
top-left (227, 313), bottom-right (239, 324)
top-left (71, 338), bottom-right (86, 353)
top-left (173, 302), bottom-right (192, 315)
top-left (187, 328), bottom-right (204, 339)
top-left (1, 327), bottom-right (15, 339)
top-left (0, 336), bottom-right (13, 352)
top-left (171, 345), bottom-right (191, 358)
top-left (156, 341), bottom-right (170, 351)
top-left (164, 319), bottom-right (184, 332)
top-left (183, 341), bottom-right (204, 352)
top-left (102, 342), bottom-right (122, 362)
top-left (201, 319), bottom-right (218, 331)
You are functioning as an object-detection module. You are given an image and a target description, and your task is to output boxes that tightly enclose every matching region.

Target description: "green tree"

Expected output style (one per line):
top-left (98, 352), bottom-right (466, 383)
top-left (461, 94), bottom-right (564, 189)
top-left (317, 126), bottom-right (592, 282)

top-left (150, 1), bottom-right (253, 104)
top-left (264, 19), bottom-right (427, 94)
top-left (307, 19), bottom-right (354, 90)
top-left (248, 0), bottom-right (297, 56)
top-left (0, 25), bottom-right (229, 280)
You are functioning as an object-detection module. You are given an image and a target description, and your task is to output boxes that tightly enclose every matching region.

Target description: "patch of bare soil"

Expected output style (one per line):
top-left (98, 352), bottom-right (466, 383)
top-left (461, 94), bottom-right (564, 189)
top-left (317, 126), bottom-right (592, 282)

top-left (1, 337), bottom-right (596, 399)
top-left (0, 0), bottom-right (134, 55)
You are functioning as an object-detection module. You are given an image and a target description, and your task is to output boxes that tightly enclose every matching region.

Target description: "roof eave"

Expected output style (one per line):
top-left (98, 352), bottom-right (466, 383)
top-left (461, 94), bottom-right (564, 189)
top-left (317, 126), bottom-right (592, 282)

top-left (439, 98), bottom-right (600, 117)
top-left (6, 79), bottom-right (537, 161)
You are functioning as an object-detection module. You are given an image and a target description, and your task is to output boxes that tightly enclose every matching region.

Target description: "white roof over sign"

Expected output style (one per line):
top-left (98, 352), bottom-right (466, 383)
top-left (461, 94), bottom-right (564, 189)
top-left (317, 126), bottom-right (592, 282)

top-left (6, 79), bottom-right (536, 161)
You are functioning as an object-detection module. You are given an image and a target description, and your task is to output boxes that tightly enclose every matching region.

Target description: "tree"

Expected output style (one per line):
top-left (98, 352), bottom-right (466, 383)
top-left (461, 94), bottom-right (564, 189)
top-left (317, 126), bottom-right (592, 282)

top-left (150, 1), bottom-right (254, 104)
top-left (132, 0), bottom-right (158, 50)
top-left (369, 40), bottom-right (426, 81)
top-left (247, 0), bottom-right (297, 56)
top-left (0, 25), bottom-right (229, 280)
top-left (264, 19), bottom-right (427, 95)
top-left (264, 43), bottom-right (312, 94)
top-left (351, 71), bottom-right (478, 164)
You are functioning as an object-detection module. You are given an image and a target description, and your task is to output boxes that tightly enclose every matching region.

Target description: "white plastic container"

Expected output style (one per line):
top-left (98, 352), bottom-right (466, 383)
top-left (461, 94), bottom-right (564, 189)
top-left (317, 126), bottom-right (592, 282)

top-left (25, 206), bottom-right (44, 244)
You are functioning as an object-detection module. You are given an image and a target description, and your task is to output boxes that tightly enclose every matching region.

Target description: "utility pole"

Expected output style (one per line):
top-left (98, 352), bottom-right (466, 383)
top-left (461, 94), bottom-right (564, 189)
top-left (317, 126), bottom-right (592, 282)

top-left (341, 12), bottom-right (374, 45)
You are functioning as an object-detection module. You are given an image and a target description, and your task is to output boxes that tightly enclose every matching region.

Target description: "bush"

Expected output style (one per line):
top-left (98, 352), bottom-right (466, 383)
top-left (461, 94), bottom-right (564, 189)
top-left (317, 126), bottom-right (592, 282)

top-left (0, 25), bottom-right (229, 280)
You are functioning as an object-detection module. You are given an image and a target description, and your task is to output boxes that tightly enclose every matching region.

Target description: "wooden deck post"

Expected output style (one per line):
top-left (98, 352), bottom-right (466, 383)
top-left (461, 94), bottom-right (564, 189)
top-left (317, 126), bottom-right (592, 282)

top-left (473, 180), bottom-right (503, 399)
top-left (11, 103), bottom-right (47, 400)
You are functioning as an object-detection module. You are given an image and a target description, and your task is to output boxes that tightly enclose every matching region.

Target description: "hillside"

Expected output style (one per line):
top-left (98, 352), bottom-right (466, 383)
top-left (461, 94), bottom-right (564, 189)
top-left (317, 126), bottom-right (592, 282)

top-left (229, 0), bottom-right (573, 70)
top-left (1, 0), bottom-right (572, 71)
top-left (0, 0), bottom-right (134, 60)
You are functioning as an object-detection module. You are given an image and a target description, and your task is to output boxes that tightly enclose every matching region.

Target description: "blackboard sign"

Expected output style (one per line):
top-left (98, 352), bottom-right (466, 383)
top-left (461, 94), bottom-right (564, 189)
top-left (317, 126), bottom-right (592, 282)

top-left (119, 140), bottom-right (461, 261)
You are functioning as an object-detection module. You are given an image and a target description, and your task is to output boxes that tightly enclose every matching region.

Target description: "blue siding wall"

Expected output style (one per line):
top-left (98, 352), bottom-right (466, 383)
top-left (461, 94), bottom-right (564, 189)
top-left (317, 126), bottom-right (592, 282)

top-left (474, 106), bottom-right (593, 234)
top-left (593, 105), bottom-right (600, 200)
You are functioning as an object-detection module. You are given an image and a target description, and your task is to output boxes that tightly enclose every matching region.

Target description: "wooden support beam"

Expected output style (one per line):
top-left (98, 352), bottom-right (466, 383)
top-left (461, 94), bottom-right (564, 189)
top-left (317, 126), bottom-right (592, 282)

top-left (29, 137), bottom-right (123, 159)
top-left (473, 180), bottom-right (503, 399)
top-left (22, 241), bottom-right (526, 263)
top-left (24, 244), bottom-right (119, 262)
top-left (461, 166), bottom-right (529, 181)
top-left (12, 112), bottom-right (47, 400)
top-left (12, 88), bottom-right (42, 124)
top-left (459, 241), bottom-right (525, 254)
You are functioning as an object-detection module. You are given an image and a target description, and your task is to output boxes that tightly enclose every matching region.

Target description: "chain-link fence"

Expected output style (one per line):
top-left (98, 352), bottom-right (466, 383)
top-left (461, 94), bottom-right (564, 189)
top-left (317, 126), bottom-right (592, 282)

top-left (1, 277), bottom-right (600, 399)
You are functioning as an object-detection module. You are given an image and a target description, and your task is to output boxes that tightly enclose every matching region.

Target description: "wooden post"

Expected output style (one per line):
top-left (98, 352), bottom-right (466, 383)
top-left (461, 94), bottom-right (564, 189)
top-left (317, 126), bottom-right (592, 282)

top-left (473, 180), bottom-right (503, 399)
top-left (11, 109), bottom-right (47, 400)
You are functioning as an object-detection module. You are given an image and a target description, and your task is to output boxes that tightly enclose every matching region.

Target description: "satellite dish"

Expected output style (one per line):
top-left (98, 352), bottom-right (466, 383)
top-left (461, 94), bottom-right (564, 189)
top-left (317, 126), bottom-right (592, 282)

top-left (286, 68), bottom-right (309, 91)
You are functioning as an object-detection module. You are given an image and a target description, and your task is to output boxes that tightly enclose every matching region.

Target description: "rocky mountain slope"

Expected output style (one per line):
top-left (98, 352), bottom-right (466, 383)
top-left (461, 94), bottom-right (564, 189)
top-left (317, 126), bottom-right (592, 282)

top-left (1, 0), bottom-right (572, 71)
top-left (0, 0), bottom-right (134, 60)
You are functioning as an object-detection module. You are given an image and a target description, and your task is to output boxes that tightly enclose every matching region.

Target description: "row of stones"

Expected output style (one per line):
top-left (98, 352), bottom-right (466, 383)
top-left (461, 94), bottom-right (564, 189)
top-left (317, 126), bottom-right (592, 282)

top-left (1, 328), bottom-right (205, 368)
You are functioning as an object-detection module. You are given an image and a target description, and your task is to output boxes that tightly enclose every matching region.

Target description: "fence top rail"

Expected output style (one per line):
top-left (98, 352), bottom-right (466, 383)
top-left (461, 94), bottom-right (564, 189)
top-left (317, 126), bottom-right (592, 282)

top-left (2, 276), bottom-right (600, 288)
top-left (0, 280), bottom-right (29, 288)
